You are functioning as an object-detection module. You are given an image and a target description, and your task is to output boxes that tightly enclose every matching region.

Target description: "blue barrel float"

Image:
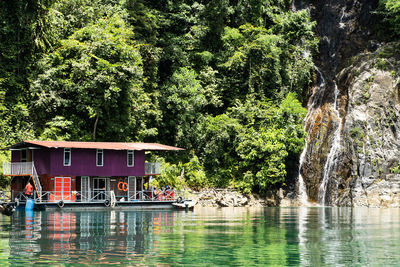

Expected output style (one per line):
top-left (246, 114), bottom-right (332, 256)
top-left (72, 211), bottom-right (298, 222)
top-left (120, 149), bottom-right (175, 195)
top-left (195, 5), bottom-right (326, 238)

top-left (25, 199), bottom-right (35, 211)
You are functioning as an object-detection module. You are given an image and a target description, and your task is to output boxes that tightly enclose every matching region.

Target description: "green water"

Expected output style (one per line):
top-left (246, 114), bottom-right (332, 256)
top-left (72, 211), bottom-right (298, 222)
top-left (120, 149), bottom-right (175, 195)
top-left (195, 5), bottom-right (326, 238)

top-left (0, 207), bottom-right (399, 266)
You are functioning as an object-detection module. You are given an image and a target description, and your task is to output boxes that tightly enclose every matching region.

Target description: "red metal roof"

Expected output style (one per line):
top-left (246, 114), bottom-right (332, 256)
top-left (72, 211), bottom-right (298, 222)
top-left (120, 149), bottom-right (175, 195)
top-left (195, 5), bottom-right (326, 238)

top-left (11, 140), bottom-right (184, 151)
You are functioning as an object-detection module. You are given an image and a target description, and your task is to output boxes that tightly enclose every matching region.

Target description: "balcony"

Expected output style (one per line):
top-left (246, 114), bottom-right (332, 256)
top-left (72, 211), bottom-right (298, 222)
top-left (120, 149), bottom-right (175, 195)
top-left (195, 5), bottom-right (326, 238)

top-left (145, 162), bottom-right (161, 175)
top-left (2, 162), bottom-right (34, 176)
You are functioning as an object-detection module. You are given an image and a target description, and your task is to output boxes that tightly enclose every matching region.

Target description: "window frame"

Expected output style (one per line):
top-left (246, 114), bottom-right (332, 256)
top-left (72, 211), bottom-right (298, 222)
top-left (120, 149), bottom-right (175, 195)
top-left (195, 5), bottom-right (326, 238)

top-left (21, 149), bottom-right (27, 163)
top-left (96, 149), bottom-right (103, 167)
top-left (64, 148), bottom-right (71, 166)
top-left (127, 150), bottom-right (134, 167)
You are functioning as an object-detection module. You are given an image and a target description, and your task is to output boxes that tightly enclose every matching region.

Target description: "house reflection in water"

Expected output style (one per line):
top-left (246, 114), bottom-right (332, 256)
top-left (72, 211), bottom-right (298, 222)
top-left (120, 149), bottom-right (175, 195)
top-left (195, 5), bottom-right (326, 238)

top-left (8, 210), bottom-right (177, 264)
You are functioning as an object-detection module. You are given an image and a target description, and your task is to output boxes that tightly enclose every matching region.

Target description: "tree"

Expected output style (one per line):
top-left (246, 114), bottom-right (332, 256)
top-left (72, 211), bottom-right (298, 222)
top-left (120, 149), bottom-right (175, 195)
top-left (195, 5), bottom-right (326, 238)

top-left (159, 67), bottom-right (221, 152)
top-left (198, 93), bottom-right (307, 194)
top-left (379, 0), bottom-right (400, 37)
top-left (234, 93), bottom-right (306, 193)
top-left (31, 15), bottom-right (151, 141)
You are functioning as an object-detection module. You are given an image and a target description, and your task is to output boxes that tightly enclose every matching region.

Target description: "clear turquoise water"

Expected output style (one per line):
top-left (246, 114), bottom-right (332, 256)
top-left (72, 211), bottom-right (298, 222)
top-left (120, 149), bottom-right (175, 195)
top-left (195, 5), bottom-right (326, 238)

top-left (0, 207), bottom-right (399, 266)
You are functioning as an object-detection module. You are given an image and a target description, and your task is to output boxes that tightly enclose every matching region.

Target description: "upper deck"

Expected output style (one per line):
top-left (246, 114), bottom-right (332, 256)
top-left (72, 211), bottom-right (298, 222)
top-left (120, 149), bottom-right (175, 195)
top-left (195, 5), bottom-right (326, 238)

top-left (4, 140), bottom-right (182, 177)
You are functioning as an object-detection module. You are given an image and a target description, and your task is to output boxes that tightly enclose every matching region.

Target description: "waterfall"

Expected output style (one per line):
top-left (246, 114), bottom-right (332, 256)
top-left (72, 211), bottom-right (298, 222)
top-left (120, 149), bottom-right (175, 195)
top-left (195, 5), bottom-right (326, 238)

top-left (295, 0), bottom-right (357, 206)
top-left (339, 7), bottom-right (347, 29)
top-left (318, 82), bottom-right (343, 204)
top-left (296, 67), bottom-right (326, 205)
top-left (298, 146), bottom-right (310, 206)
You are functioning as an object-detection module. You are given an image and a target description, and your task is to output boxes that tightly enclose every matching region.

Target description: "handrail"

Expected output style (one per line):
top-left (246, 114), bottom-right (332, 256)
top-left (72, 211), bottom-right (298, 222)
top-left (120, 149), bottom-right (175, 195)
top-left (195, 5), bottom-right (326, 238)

top-left (31, 164), bottom-right (42, 202)
top-left (2, 162), bottom-right (43, 202)
top-left (127, 189), bottom-right (175, 201)
top-left (2, 162), bottom-right (33, 175)
top-left (14, 189), bottom-right (176, 203)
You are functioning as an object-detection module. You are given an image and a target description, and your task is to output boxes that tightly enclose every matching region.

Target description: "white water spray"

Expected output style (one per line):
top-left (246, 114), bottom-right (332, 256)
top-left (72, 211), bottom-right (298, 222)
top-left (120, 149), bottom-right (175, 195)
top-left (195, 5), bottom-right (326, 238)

top-left (298, 145), bottom-right (310, 206)
top-left (339, 7), bottom-right (346, 29)
top-left (318, 82), bottom-right (343, 204)
top-left (296, 67), bottom-right (326, 206)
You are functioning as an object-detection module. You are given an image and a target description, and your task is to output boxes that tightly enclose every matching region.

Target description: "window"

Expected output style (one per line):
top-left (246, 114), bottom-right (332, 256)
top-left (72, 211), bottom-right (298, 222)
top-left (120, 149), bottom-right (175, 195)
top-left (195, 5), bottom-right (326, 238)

top-left (127, 150), bottom-right (134, 167)
top-left (21, 149), bottom-right (27, 162)
top-left (64, 148), bottom-right (71, 166)
top-left (97, 149), bottom-right (103, 166)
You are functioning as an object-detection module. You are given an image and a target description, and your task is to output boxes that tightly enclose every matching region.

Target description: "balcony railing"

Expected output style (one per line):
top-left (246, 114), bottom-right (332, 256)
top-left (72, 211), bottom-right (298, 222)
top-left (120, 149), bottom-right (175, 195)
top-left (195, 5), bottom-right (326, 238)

top-left (145, 162), bottom-right (161, 175)
top-left (3, 162), bottom-right (34, 176)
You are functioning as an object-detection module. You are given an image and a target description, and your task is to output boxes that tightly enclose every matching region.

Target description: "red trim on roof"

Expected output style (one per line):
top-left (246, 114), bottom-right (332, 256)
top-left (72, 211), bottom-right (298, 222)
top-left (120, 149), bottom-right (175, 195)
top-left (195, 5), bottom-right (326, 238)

top-left (17, 140), bottom-right (184, 151)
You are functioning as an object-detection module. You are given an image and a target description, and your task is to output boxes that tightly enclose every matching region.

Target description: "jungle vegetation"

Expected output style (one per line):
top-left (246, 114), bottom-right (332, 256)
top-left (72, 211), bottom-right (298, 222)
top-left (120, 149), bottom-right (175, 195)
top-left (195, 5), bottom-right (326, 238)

top-left (0, 0), bottom-right (319, 193)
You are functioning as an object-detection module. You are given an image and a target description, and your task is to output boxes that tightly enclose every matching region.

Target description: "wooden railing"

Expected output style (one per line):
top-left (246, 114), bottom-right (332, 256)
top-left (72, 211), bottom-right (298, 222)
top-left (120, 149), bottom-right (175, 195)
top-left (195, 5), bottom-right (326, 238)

top-left (145, 162), bottom-right (161, 175)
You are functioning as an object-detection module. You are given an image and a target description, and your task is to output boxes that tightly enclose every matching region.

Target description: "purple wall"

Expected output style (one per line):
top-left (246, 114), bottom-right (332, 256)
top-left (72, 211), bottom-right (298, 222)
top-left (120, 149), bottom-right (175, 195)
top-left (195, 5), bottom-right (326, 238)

top-left (47, 148), bottom-right (145, 176)
top-left (34, 149), bottom-right (51, 174)
top-left (11, 151), bottom-right (20, 162)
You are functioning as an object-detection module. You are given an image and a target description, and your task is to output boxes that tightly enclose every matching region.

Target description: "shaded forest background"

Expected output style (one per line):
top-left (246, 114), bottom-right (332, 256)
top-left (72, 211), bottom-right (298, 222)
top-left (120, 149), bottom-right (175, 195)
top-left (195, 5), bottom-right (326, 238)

top-left (0, 0), bottom-right (397, 193)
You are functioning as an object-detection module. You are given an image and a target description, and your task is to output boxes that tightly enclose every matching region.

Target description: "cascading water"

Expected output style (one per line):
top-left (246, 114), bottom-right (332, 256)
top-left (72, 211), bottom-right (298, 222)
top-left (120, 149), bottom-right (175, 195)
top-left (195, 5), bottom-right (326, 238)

top-left (294, 0), bottom-right (353, 206)
top-left (317, 82), bottom-right (343, 204)
top-left (297, 67), bottom-right (326, 206)
top-left (316, 4), bottom-right (348, 205)
top-left (339, 7), bottom-right (347, 29)
top-left (298, 147), bottom-right (310, 205)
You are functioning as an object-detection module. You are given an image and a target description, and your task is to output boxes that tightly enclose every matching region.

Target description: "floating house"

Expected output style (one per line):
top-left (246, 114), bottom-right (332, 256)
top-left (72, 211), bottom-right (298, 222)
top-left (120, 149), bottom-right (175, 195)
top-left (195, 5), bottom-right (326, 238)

top-left (2, 140), bottom-right (183, 209)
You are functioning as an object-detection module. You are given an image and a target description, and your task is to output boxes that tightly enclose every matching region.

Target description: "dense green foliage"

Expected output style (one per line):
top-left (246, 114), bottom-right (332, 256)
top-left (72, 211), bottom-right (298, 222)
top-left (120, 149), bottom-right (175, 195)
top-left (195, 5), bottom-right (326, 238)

top-left (0, 0), bottom-right (317, 193)
top-left (379, 0), bottom-right (400, 37)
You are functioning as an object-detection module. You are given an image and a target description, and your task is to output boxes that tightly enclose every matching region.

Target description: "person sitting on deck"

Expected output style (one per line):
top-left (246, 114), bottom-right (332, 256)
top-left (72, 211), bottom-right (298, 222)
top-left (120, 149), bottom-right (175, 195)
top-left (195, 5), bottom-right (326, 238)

top-left (164, 185), bottom-right (174, 200)
top-left (24, 182), bottom-right (34, 199)
top-left (154, 188), bottom-right (162, 200)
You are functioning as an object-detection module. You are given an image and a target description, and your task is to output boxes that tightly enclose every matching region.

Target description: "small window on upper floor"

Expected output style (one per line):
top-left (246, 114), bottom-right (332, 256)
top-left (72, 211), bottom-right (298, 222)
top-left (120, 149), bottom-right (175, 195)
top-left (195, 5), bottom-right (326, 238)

top-left (97, 149), bottom-right (103, 166)
top-left (64, 148), bottom-right (71, 166)
top-left (127, 150), bottom-right (134, 167)
top-left (21, 149), bottom-right (27, 162)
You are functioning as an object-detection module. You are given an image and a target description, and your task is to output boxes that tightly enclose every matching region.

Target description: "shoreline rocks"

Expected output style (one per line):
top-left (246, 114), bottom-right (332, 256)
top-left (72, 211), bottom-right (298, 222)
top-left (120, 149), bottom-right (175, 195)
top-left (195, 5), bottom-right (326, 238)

top-left (188, 188), bottom-right (281, 207)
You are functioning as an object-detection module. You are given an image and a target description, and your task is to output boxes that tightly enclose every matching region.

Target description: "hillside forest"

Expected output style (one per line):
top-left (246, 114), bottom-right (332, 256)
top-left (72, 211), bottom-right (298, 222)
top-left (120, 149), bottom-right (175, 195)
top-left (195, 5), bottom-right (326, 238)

top-left (0, 0), bottom-right (397, 193)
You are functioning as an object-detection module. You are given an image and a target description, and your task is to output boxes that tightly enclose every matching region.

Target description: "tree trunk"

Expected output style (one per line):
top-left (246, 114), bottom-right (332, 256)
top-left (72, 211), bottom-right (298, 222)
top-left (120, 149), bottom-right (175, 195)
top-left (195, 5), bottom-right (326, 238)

top-left (93, 115), bottom-right (99, 141)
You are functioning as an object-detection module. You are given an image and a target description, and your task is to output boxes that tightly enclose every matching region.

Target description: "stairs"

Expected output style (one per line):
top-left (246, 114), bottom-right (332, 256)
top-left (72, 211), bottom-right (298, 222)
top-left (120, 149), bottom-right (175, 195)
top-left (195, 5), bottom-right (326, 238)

top-left (2, 162), bottom-right (43, 202)
top-left (31, 164), bottom-right (43, 202)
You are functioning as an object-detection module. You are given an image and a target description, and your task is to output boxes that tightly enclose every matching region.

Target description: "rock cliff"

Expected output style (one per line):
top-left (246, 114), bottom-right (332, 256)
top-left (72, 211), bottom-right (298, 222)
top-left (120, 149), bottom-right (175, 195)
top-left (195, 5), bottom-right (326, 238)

top-left (294, 0), bottom-right (400, 206)
top-left (336, 44), bottom-right (400, 207)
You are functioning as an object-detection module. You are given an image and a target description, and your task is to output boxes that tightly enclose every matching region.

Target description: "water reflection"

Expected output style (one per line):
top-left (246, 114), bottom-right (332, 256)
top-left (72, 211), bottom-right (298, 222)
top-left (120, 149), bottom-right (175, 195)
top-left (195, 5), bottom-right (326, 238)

top-left (6, 209), bottom-right (181, 265)
top-left (292, 207), bottom-right (400, 267)
top-left (0, 207), bottom-right (399, 266)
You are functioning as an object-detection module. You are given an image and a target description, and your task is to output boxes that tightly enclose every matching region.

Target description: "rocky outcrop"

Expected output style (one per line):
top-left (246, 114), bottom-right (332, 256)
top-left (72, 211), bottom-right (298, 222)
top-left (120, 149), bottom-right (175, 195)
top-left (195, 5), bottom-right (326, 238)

top-left (336, 43), bottom-right (400, 207)
top-left (189, 189), bottom-right (279, 207)
top-left (300, 39), bottom-right (400, 207)
top-left (294, 0), bottom-right (396, 206)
